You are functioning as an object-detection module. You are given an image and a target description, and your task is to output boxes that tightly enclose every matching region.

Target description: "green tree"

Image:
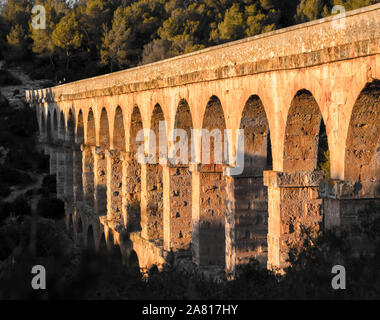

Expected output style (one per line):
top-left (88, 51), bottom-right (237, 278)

top-left (101, 0), bottom-right (166, 70)
top-left (76, 0), bottom-right (116, 58)
top-left (157, 0), bottom-right (208, 55)
top-left (295, 0), bottom-right (332, 23)
top-left (52, 10), bottom-right (83, 71)
top-left (100, 7), bottom-right (131, 71)
top-left (212, 3), bottom-right (245, 42)
top-left (332, 0), bottom-right (379, 10)
top-left (30, 0), bottom-right (69, 68)
top-left (1, 0), bottom-right (33, 61)
top-left (6, 24), bottom-right (29, 60)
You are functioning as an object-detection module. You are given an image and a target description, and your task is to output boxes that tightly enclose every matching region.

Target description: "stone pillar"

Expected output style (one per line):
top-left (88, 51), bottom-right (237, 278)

top-left (56, 146), bottom-right (66, 200)
top-left (224, 168), bottom-right (268, 279)
top-left (264, 170), bottom-right (325, 271)
top-left (121, 152), bottom-right (141, 231)
top-left (190, 163), bottom-right (226, 267)
top-left (49, 144), bottom-right (57, 175)
top-left (141, 163), bottom-right (163, 244)
top-left (93, 146), bottom-right (107, 216)
top-left (81, 145), bottom-right (94, 208)
top-left (106, 150), bottom-right (123, 222)
top-left (162, 164), bottom-right (192, 252)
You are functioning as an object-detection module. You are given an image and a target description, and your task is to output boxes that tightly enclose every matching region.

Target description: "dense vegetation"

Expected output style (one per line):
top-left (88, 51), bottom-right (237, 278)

top-left (0, 0), bottom-right (378, 83)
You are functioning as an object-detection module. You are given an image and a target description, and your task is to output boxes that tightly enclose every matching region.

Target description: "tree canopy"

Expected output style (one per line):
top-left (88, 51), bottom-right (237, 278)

top-left (0, 0), bottom-right (378, 81)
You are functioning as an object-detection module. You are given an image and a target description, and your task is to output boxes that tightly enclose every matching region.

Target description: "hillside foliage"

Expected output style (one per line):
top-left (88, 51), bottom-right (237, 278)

top-left (1, 0), bottom-right (378, 82)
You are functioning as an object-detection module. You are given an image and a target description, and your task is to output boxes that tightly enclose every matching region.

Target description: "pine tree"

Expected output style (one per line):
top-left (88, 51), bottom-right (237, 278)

top-left (100, 7), bottom-right (131, 72)
top-left (30, 0), bottom-right (69, 68)
top-left (52, 10), bottom-right (83, 71)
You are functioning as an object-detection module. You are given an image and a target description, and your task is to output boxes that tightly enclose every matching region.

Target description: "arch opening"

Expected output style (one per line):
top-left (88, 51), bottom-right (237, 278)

top-left (342, 80), bottom-right (380, 225)
top-left (143, 104), bottom-right (166, 243)
top-left (99, 108), bottom-right (110, 149)
top-left (197, 96), bottom-right (226, 267)
top-left (345, 80), bottom-right (380, 185)
top-left (46, 111), bottom-right (52, 143)
top-left (107, 107), bottom-right (125, 222)
top-left (76, 110), bottom-right (84, 145)
top-left (284, 89), bottom-right (329, 174)
top-left (59, 111), bottom-right (65, 141)
top-left (67, 109), bottom-right (75, 143)
top-left (113, 107), bottom-right (126, 151)
top-left (230, 95), bottom-right (272, 268)
top-left (74, 110), bottom-right (84, 202)
top-left (126, 106), bottom-right (143, 231)
top-left (94, 108), bottom-right (109, 216)
top-left (86, 109), bottom-right (96, 146)
top-left (53, 109), bottom-right (58, 141)
top-left (166, 99), bottom-right (193, 251)
top-left (40, 109), bottom-right (46, 139)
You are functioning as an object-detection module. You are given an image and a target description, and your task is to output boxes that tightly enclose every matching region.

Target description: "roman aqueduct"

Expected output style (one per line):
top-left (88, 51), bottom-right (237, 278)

top-left (26, 5), bottom-right (380, 278)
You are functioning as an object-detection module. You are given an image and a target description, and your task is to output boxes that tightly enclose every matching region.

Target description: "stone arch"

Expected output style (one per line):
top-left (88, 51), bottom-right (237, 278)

top-left (59, 111), bottom-right (65, 141)
top-left (125, 106), bottom-right (143, 231)
top-left (87, 225), bottom-right (95, 251)
top-left (226, 95), bottom-right (272, 269)
top-left (93, 107), bottom-right (109, 217)
top-left (344, 80), bottom-right (380, 194)
top-left (283, 89), bottom-right (329, 174)
top-left (173, 99), bottom-right (193, 162)
top-left (240, 95), bottom-right (272, 172)
top-left (165, 99), bottom-right (193, 251)
top-left (76, 110), bottom-right (84, 145)
top-left (142, 103), bottom-right (166, 242)
top-left (40, 109), bottom-right (46, 138)
top-left (201, 95), bottom-right (226, 166)
top-left (46, 111), bottom-right (52, 143)
top-left (197, 95), bottom-right (226, 267)
top-left (99, 107), bottom-right (110, 149)
top-left (86, 109), bottom-right (96, 146)
top-left (113, 106), bottom-right (126, 151)
top-left (150, 103), bottom-right (166, 161)
top-left (106, 106), bottom-right (125, 222)
top-left (67, 109), bottom-right (75, 143)
top-left (74, 110), bottom-right (84, 203)
top-left (83, 109), bottom-right (95, 207)
top-left (65, 109), bottom-right (75, 204)
top-left (53, 109), bottom-right (58, 141)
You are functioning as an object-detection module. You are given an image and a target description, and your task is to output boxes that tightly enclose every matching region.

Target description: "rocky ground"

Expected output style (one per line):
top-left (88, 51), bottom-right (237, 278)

top-left (0, 60), bottom-right (52, 109)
